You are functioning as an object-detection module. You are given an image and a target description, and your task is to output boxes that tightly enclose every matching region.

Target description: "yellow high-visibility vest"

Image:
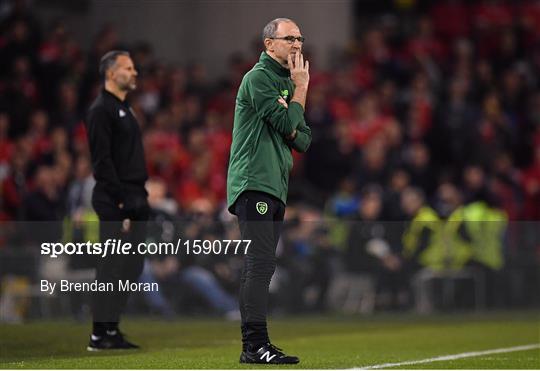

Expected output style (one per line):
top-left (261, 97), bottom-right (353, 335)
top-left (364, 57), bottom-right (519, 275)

top-left (403, 206), bottom-right (472, 270)
top-left (462, 202), bottom-right (507, 270)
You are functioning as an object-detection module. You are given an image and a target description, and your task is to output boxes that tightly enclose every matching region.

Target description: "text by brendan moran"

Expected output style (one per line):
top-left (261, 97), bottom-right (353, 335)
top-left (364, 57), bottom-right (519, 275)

top-left (40, 279), bottom-right (158, 295)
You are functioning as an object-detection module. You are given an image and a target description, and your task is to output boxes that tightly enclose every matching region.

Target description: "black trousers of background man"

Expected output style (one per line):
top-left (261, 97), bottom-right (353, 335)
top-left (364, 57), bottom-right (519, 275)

top-left (91, 184), bottom-right (149, 333)
top-left (235, 191), bottom-right (285, 349)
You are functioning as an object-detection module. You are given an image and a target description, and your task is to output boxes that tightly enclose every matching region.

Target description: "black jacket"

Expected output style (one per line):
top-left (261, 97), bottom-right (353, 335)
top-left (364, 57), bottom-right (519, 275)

top-left (85, 89), bottom-right (147, 204)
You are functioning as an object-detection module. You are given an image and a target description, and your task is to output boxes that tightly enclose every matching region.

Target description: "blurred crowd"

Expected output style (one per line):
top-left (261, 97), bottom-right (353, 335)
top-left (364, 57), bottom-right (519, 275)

top-left (0, 0), bottom-right (539, 320)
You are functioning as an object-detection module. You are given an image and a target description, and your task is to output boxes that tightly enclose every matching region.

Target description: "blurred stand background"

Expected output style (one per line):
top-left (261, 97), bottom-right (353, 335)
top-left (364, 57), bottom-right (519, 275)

top-left (0, 0), bottom-right (539, 322)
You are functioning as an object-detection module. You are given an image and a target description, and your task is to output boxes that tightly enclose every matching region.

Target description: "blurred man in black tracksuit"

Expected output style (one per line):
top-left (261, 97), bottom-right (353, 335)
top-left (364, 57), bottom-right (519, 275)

top-left (346, 186), bottom-right (403, 308)
top-left (85, 50), bottom-right (149, 350)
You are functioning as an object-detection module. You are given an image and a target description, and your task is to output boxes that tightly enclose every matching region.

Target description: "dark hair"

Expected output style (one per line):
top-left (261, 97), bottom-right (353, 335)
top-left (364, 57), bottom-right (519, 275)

top-left (361, 184), bottom-right (383, 199)
top-left (99, 50), bottom-right (130, 79)
top-left (262, 18), bottom-right (296, 43)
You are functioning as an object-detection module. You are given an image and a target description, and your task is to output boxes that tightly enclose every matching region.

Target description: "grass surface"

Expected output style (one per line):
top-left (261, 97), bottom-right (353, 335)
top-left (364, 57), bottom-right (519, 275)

top-left (1, 311), bottom-right (539, 369)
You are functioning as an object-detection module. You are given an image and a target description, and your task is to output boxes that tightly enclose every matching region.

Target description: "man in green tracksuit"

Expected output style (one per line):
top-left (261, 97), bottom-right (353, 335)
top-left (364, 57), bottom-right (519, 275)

top-left (227, 18), bottom-right (311, 364)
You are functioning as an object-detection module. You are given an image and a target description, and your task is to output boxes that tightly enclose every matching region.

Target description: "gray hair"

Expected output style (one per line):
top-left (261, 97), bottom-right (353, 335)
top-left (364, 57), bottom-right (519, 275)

top-left (99, 50), bottom-right (130, 79)
top-left (262, 18), bottom-right (296, 43)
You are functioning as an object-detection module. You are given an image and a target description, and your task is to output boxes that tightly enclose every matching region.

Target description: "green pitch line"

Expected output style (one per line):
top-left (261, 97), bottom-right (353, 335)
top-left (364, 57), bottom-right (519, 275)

top-left (0, 311), bottom-right (539, 369)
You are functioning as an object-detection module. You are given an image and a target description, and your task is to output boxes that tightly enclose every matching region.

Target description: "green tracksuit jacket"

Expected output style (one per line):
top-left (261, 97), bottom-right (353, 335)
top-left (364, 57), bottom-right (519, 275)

top-left (227, 51), bottom-right (312, 212)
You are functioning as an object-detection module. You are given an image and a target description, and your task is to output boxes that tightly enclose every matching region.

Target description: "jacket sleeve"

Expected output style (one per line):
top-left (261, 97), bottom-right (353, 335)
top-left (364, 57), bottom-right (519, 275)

top-left (288, 121), bottom-right (312, 153)
top-left (85, 107), bottom-right (124, 203)
top-left (246, 70), bottom-right (304, 136)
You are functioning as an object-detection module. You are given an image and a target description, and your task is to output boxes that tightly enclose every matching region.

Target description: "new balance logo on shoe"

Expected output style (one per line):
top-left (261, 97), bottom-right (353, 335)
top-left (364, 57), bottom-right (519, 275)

top-left (239, 342), bottom-right (299, 364)
top-left (260, 350), bottom-right (277, 362)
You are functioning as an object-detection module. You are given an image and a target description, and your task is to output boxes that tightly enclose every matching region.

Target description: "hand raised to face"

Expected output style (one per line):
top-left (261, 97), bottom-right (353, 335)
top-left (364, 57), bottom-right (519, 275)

top-left (288, 53), bottom-right (309, 89)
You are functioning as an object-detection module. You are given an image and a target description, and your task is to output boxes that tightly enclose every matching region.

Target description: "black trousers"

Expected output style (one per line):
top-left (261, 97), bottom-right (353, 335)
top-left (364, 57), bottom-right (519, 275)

top-left (91, 185), bottom-right (149, 325)
top-left (234, 191), bottom-right (285, 347)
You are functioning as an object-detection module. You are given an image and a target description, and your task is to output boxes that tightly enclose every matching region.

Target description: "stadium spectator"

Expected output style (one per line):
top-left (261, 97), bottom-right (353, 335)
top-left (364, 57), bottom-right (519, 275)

top-left (345, 186), bottom-right (402, 311)
top-left (140, 178), bottom-right (239, 318)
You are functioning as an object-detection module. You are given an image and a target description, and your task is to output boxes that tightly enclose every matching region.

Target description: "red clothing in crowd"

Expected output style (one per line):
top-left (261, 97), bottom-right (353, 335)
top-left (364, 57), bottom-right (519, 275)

top-left (522, 159), bottom-right (540, 220)
top-left (430, 1), bottom-right (471, 41)
top-left (349, 115), bottom-right (392, 147)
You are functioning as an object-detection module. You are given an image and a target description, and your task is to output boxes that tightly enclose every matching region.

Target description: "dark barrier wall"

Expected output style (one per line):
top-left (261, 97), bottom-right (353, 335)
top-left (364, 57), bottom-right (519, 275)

top-left (33, 0), bottom-right (353, 77)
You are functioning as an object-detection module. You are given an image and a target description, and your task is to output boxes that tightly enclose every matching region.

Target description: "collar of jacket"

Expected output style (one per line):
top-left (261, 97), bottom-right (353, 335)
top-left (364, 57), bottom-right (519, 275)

top-left (101, 88), bottom-right (130, 107)
top-left (260, 51), bottom-right (290, 78)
